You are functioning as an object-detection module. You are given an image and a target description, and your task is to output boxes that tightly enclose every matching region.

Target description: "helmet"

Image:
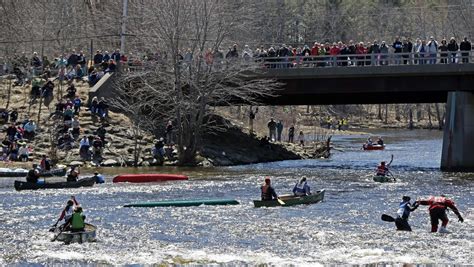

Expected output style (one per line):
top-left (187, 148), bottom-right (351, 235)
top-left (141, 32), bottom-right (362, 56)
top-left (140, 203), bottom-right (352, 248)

top-left (402, 196), bottom-right (411, 201)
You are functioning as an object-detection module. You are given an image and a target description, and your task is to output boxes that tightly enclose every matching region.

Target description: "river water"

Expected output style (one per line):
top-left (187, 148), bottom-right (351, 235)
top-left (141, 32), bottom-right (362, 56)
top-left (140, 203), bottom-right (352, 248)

top-left (0, 130), bottom-right (473, 265)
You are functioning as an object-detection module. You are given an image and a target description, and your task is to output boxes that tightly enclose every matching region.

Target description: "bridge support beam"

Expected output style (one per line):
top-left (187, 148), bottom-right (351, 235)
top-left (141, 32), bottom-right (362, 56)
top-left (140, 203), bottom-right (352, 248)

top-left (441, 91), bottom-right (474, 172)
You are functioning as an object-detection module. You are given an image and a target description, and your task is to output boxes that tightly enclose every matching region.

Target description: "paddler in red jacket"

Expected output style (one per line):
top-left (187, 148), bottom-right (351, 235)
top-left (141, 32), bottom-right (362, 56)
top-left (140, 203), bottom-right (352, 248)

top-left (415, 195), bottom-right (464, 233)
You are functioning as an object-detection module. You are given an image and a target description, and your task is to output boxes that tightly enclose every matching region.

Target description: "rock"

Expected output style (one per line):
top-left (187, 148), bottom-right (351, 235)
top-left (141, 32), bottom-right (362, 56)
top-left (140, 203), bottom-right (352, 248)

top-left (69, 161), bottom-right (84, 166)
top-left (102, 159), bottom-right (119, 167)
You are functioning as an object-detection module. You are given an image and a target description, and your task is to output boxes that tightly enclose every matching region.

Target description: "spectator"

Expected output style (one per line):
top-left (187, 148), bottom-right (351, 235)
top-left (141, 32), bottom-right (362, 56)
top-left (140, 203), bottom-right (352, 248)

top-left (93, 50), bottom-right (103, 66)
top-left (67, 49), bottom-right (79, 68)
top-left (267, 118), bottom-right (277, 141)
top-left (8, 142), bottom-right (18, 161)
top-left (242, 45), bottom-right (253, 60)
top-left (77, 51), bottom-right (86, 73)
top-left (165, 120), bottom-right (173, 145)
top-left (96, 124), bottom-right (107, 143)
top-left (79, 135), bottom-right (90, 160)
top-left (31, 52), bottom-right (42, 75)
top-left (10, 109), bottom-right (18, 123)
top-left (416, 39), bottom-right (428, 65)
top-left (23, 120), bottom-right (36, 139)
top-left (6, 123), bottom-right (17, 141)
top-left (66, 84), bottom-right (76, 99)
top-left (392, 37), bottom-right (403, 64)
top-left (402, 38), bottom-right (413, 64)
top-left (380, 41), bottom-right (389, 65)
top-left (71, 116), bottom-right (80, 138)
top-left (111, 49), bottom-right (121, 63)
top-left (18, 143), bottom-right (29, 162)
top-left (73, 96), bottom-right (81, 114)
top-left (368, 40), bottom-right (380, 66)
top-left (98, 97), bottom-right (108, 120)
top-left (288, 125), bottom-right (295, 143)
top-left (460, 37), bottom-right (472, 63)
top-left (426, 36), bottom-right (438, 64)
top-left (102, 51), bottom-right (110, 64)
top-left (105, 59), bottom-right (116, 73)
top-left (276, 120), bottom-right (283, 142)
top-left (439, 39), bottom-right (448, 64)
top-left (297, 131), bottom-right (305, 147)
top-left (447, 37), bottom-right (459, 64)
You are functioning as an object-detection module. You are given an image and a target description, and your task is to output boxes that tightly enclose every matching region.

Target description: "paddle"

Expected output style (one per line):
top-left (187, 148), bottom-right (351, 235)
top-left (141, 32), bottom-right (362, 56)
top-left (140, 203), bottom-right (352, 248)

top-left (49, 219), bottom-right (60, 232)
top-left (51, 222), bottom-right (69, 242)
top-left (277, 198), bottom-right (285, 205)
top-left (381, 214), bottom-right (396, 222)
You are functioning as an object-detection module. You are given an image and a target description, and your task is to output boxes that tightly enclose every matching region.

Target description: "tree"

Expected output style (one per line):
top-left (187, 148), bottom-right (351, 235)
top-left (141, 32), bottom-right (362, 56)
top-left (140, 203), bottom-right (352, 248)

top-left (114, 0), bottom-right (279, 165)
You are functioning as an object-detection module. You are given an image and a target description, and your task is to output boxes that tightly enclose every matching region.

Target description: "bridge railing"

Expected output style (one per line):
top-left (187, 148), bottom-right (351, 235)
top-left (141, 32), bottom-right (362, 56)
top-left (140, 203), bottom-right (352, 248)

top-left (258, 51), bottom-right (474, 68)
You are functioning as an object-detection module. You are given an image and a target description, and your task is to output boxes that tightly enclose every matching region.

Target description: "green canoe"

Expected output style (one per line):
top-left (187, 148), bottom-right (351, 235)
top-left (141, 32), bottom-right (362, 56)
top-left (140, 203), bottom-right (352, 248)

top-left (124, 198), bottom-right (239, 207)
top-left (373, 175), bottom-right (395, 183)
top-left (253, 189), bottom-right (325, 208)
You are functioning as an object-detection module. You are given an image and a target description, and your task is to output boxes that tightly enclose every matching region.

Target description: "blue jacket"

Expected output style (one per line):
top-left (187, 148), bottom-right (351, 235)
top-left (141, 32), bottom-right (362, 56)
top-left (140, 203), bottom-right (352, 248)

top-left (293, 182), bottom-right (310, 196)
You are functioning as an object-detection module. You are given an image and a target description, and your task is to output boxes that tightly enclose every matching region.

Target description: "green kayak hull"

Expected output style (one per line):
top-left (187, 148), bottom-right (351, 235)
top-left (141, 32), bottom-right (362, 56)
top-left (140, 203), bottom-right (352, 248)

top-left (253, 190), bottom-right (325, 208)
top-left (373, 176), bottom-right (394, 183)
top-left (124, 199), bottom-right (239, 207)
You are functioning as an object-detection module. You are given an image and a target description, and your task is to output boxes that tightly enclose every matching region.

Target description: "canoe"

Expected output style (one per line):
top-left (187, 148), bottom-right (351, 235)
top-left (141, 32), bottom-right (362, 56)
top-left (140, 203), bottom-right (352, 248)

top-left (113, 173), bottom-right (188, 183)
top-left (14, 177), bottom-right (95, 191)
top-left (373, 175), bottom-right (395, 183)
top-left (53, 223), bottom-right (97, 244)
top-left (124, 198), bottom-right (239, 207)
top-left (253, 190), bottom-right (325, 208)
top-left (0, 167), bottom-right (66, 178)
top-left (363, 144), bottom-right (385, 150)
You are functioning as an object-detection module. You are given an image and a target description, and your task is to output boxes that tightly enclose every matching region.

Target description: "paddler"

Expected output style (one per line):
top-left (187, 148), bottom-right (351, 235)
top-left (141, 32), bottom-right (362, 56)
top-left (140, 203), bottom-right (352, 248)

top-left (261, 177), bottom-right (278, 201)
top-left (395, 196), bottom-right (418, 231)
top-left (415, 195), bottom-right (464, 233)
top-left (66, 165), bottom-right (80, 182)
top-left (292, 176), bottom-right (311, 196)
top-left (55, 196), bottom-right (79, 229)
top-left (26, 164), bottom-right (40, 183)
top-left (375, 155), bottom-right (394, 177)
top-left (70, 206), bottom-right (86, 232)
top-left (92, 172), bottom-right (105, 184)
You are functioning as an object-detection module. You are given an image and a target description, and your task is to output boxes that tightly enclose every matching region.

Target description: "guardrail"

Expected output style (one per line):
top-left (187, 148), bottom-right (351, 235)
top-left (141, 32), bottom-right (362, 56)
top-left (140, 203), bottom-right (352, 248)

top-left (257, 51), bottom-right (474, 68)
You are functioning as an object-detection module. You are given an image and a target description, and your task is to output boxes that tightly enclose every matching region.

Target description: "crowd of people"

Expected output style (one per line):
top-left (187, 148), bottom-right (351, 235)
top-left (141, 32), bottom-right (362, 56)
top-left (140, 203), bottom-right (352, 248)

top-left (0, 109), bottom-right (36, 162)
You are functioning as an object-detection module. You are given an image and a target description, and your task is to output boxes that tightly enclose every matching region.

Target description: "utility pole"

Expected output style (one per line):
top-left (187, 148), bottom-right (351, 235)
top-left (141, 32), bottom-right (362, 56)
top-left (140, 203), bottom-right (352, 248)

top-left (120, 0), bottom-right (128, 54)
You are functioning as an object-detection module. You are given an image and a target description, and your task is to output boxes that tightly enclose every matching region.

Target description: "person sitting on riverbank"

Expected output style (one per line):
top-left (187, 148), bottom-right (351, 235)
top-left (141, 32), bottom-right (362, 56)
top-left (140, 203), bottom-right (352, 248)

top-left (297, 131), bottom-right (305, 147)
top-left (66, 165), bottom-right (80, 182)
top-left (18, 143), bottom-right (29, 162)
top-left (395, 196), bottom-right (418, 231)
top-left (26, 164), bottom-right (40, 183)
top-left (23, 120), bottom-right (36, 140)
top-left (293, 176), bottom-right (311, 196)
top-left (79, 135), bottom-right (90, 160)
top-left (261, 177), bottom-right (278, 201)
top-left (415, 195), bottom-right (464, 233)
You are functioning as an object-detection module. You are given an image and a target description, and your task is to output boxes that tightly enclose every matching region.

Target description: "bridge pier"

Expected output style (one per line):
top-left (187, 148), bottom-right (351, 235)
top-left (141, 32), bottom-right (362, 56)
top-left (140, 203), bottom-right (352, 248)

top-left (441, 91), bottom-right (474, 172)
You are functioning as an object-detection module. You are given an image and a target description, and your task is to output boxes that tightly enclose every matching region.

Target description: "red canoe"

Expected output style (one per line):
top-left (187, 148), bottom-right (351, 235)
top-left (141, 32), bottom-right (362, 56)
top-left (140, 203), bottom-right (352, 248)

top-left (113, 174), bottom-right (189, 183)
top-left (363, 144), bottom-right (385, 150)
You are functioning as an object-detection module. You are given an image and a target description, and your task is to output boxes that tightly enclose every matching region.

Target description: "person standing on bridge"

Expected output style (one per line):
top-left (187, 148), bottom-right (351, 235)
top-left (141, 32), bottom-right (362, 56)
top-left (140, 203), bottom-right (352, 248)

top-left (267, 118), bottom-right (277, 141)
top-left (460, 37), bottom-right (472, 63)
top-left (426, 36), bottom-right (438, 64)
top-left (447, 37), bottom-right (459, 64)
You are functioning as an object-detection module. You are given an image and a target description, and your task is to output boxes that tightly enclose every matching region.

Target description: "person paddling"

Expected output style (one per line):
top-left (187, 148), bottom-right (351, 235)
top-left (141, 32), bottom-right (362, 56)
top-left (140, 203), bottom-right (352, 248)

top-left (55, 196), bottom-right (79, 229)
top-left (92, 172), bottom-right (105, 184)
top-left (395, 196), bottom-right (418, 231)
top-left (70, 206), bottom-right (86, 232)
top-left (26, 164), bottom-right (40, 183)
top-left (292, 176), bottom-right (311, 196)
top-left (415, 195), bottom-right (464, 233)
top-left (375, 155), bottom-right (394, 178)
top-left (261, 177), bottom-right (278, 201)
top-left (66, 165), bottom-right (80, 182)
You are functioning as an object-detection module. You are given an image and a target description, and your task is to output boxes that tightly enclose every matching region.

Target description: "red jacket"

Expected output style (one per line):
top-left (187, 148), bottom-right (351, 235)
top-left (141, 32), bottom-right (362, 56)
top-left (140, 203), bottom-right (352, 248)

top-left (418, 196), bottom-right (460, 216)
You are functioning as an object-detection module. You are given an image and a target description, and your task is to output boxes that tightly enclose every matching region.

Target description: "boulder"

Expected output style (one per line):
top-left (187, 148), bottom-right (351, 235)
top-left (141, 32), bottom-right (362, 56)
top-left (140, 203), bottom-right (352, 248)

top-left (69, 161), bottom-right (84, 166)
top-left (102, 159), bottom-right (119, 167)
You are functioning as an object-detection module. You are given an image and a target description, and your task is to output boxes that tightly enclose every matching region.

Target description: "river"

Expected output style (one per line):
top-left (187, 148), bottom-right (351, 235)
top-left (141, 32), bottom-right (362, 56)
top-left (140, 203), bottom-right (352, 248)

top-left (0, 129), bottom-right (473, 265)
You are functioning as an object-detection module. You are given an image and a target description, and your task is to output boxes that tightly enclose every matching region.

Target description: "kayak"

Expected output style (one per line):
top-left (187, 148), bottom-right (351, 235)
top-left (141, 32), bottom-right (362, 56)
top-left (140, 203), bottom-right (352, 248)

top-left (0, 167), bottom-right (66, 177)
top-left (253, 190), bottom-right (325, 208)
top-left (373, 175), bottom-right (395, 183)
top-left (113, 173), bottom-right (188, 183)
top-left (363, 144), bottom-right (385, 150)
top-left (52, 223), bottom-right (97, 244)
top-left (14, 177), bottom-right (96, 191)
top-left (124, 198), bottom-right (239, 207)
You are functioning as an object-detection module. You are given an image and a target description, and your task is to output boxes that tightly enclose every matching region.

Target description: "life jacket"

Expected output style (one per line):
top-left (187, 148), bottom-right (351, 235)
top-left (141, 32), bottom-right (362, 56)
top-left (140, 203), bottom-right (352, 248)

top-left (71, 212), bottom-right (85, 230)
top-left (428, 196), bottom-right (453, 211)
top-left (64, 205), bottom-right (74, 221)
top-left (293, 182), bottom-right (308, 196)
top-left (397, 201), bottom-right (411, 219)
top-left (261, 185), bottom-right (273, 200)
top-left (376, 165), bottom-right (388, 176)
